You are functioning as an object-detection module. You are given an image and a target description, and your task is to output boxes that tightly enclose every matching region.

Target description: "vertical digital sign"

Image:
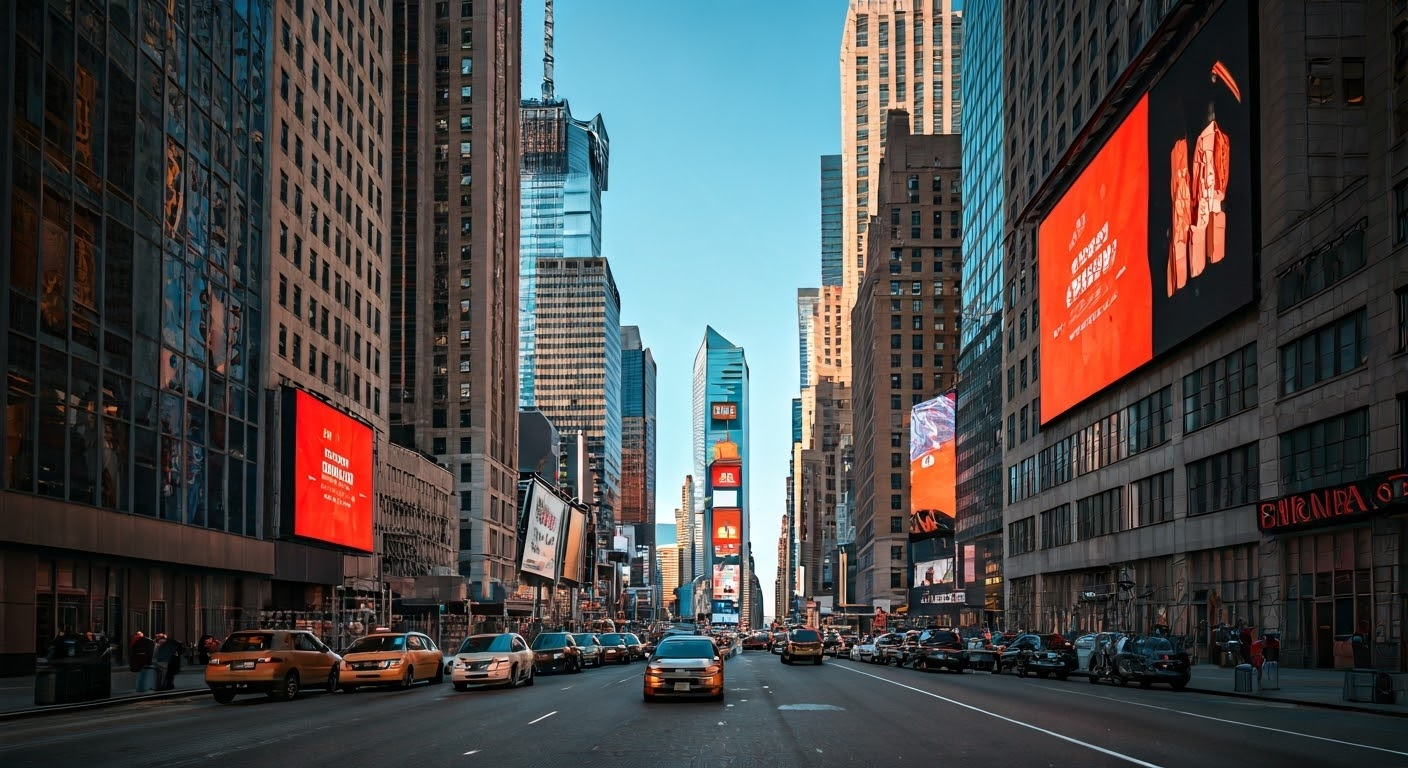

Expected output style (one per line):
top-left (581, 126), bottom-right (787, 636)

top-left (282, 387), bottom-right (375, 552)
top-left (909, 392), bottom-right (956, 541)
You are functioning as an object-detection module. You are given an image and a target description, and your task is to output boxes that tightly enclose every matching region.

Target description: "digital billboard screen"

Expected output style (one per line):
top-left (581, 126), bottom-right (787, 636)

top-left (712, 508), bottom-right (741, 557)
top-left (713, 563), bottom-right (740, 601)
top-left (913, 557), bottom-right (955, 588)
top-left (283, 388), bottom-right (375, 552)
top-left (1038, 3), bottom-right (1252, 423)
top-left (910, 393), bottom-right (956, 541)
top-left (559, 505), bottom-right (587, 584)
top-left (519, 480), bottom-right (567, 581)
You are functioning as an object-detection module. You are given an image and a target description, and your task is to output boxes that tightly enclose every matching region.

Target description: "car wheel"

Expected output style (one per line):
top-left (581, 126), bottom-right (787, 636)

top-left (526, 668), bottom-right (535, 686)
top-left (278, 670), bottom-right (300, 700)
top-left (915, 659), bottom-right (926, 671)
top-left (1088, 670), bottom-right (1098, 684)
top-left (212, 690), bottom-right (236, 704)
top-left (713, 690), bottom-right (725, 702)
top-left (573, 658), bottom-right (583, 674)
top-left (782, 655), bottom-right (791, 665)
top-left (326, 668), bottom-right (339, 693)
top-left (433, 662), bottom-right (445, 685)
top-left (400, 666), bottom-right (414, 689)
top-left (814, 656), bottom-right (822, 666)
top-left (453, 682), bottom-right (468, 691)
top-left (507, 664), bottom-right (519, 688)
top-left (1115, 674), bottom-right (1128, 687)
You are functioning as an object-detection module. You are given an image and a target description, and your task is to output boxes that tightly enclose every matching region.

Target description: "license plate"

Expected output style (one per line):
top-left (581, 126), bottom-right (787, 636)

top-left (233, 661), bottom-right (255, 670)
top-left (674, 682), bottom-right (691, 692)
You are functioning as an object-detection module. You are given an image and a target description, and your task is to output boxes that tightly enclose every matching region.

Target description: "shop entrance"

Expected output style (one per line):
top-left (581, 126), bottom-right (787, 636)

top-left (1312, 600), bottom-right (1333, 668)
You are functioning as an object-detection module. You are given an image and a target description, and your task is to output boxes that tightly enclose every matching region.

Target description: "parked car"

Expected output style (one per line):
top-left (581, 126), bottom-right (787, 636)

top-left (205, 629), bottom-right (342, 704)
top-left (572, 633), bottom-right (605, 667)
top-left (770, 631), bottom-right (788, 654)
top-left (741, 632), bottom-right (772, 652)
top-left (837, 634), bottom-right (859, 659)
top-left (873, 632), bottom-right (908, 665)
top-left (596, 633), bottom-right (633, 665)
top-left (338, 631), bottom-right (444, 692)
top-left (781, 627), bottom-right (825, 665)
top-left (822, 632), bottom-right (847, 658)
top-left (1102, 635), bottom-right (1191, 690)
top-left (961, 635), bottom-right (999, 672)
top-left (622, 633), bottom-right (648, 661)
top-left (530, 632), bottom-right (583, 674)
top-left (1080, 631), bottom-right (1134, 675)
top-left (910, 628), bottom-right (968, 673)
top-left (996, 633), bottom-right (1078, 679)
top-left (448, 632), bottom-right (535, 690)
top-left (852, 637), bottom-right (879, 663)
top-left (643, 635), bottom-right (725, 702)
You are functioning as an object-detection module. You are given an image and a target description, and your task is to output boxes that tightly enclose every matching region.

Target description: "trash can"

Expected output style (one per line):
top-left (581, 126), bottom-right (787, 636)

top-left (1233, 663), bottom-right (1257, 693)
top-left (1343, 668), bottom-right (1376, 702)
top-left (34, 662), bottom-right (88, 706)
top-left (1261, 660), bottom-right (1280, 690)
top-left (1375, 672), bottom-right (1398, 705)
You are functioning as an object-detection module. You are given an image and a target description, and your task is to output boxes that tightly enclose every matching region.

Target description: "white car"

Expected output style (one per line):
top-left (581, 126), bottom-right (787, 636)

top-left (852, 639), bottom-right (879, 663)
top-left (448, 632), bottom-right (535, 690)
top-left (1074, 633), bottom-right (1098, 672)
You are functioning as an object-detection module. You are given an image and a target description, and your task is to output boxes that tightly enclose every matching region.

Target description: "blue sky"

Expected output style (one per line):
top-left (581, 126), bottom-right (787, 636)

top-left (522, 0), bottom-right (850, 619)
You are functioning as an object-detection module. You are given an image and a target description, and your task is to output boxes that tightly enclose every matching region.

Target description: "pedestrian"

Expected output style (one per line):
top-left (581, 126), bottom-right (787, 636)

top-left (156, 635), bottom-right (184, 690)
top-left (197, 634), bottom-right (217, 666)
top-left (130, 631), bottom-right (157, 692)
top-left (1351, 620), bottom-right (1372, 668)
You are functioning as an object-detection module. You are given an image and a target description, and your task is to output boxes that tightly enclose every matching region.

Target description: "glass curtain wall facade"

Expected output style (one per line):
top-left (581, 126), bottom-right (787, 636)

top-left (693, 327), bottom-right (751, 623)
top-left (821, 154), bottom-right (843, 287)
top-left (518, 100), bottom-right (608, 408)
top-left (1, 0), bottom-right (274, 673)
top-left (955, 0), bottom-right (1004, 625)
top-left (620, 325), bottom-right (656, 586)
top-left (797, 288), bottom-right (819, 389)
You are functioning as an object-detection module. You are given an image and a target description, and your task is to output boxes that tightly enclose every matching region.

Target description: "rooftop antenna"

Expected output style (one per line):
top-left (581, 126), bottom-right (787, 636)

top-left (542, 0), bottom-right (555, 101)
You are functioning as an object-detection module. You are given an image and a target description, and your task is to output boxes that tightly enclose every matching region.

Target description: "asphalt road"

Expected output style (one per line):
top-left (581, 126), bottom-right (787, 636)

top-left (2, 652), bottom-right (1405, 768)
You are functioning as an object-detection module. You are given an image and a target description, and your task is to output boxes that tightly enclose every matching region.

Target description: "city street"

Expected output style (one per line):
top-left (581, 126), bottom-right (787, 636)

top-left (1, 652), bottom-right (1404, 768)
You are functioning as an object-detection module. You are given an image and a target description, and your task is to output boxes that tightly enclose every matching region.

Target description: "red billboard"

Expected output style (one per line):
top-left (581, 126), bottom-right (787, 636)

top-left (1038, 2), bottom-right (1252, 423)
top-left (284, 388), bottom-right (375, 552)
top-left (712, 508), bottom-right (741, 557)
top-left (909, 393), bottom-right (955, 541)
top-left (710, 462), bottom-right (741, 489)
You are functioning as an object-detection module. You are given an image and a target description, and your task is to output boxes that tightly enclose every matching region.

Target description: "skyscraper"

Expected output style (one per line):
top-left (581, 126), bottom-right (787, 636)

top-left (820, 154), bottom-right (844, 288)
top-left (796, 288), bottom-right (820, 390)
top-left (620, 325), bottom-right (657, 586)
top-left (693, 327), bottom-right (751, 625)
top-left (518, 93), bottom-right (608, 407)
top-left (954, 0), bottom-right (1005, 626)
top-left (675, 475), bottom-right (696, 588)
top-left (838, 0), bottom-right (964, 380)
top-left (1, 0), bottom-right (276, 670)
top-left (533, 256), bottom-right (622, 553)
top-left (656, 543), bottom-right (680, 617)
top-left (849, 112), bottom-right (962, 609)
top-left (389, 0), bottom-right (523, 599)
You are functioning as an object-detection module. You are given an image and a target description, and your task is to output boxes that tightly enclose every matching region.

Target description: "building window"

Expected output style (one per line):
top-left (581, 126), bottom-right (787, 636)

top-left (890, 494), bottom-right (902, 510)
top-left (1308, 58), bottom-right (1335, 104)
top-left (1129, 470), bottom-right (1174, 528)
top-left (1183, 343), bottom-right (1258, 432)
top-left (1398, 181), bottom-right (1408, 244)
top-left (1278, 408), bottom-right (1369, 494)
top-left (1280, 309), bottom-right (1368, 395)
top-left (1187, 443), bottom-right (1260, 516)
top-left (1076, 487), bottom-right (1123, 540)
top-left (1342, 58), bottom-right (1364, 105)
top-left (890, 571), bottom-right (904, 588)
top-left (1398, 286), bottom-right (1408, 351)
top-left (890, 516), bottom-right (903, 533)
top-left (1008, 516), bottom-right (1035, 556)
top-left (1039, 503), bottom-right (1072, 549)
top-left (890, 545), bottom-right (904, 561)
top-left (1277, 225), bottom-right (1366, 310)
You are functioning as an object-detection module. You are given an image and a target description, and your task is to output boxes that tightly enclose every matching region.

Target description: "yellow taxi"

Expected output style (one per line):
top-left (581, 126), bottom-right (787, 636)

top-left (205, 629), bottom-right (342, 703)
top-left (338, 630), bottom-right (444, 691)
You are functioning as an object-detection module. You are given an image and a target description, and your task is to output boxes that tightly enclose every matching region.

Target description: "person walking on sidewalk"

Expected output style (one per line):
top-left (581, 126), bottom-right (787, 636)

top-left (153, 634), bottom-right (183, 690)
top-left (1351, 620), bottom-right (1372, 668)
top-left (130, 631), bottom-right (157, 692)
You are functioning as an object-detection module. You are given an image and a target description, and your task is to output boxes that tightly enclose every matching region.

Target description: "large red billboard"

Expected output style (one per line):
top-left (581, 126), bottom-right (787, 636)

top-left (712, 508), bottom-right (741, 557)
top-left (910, 393), bottom-right (956, 541)
top-left (1038, 3), bottom-right (1252, 423)
top-left (286, 388), bottom-right (375, 551)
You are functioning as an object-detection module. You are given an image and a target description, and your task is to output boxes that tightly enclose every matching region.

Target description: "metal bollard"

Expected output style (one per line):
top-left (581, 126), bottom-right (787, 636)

top-left (1234, 663), bottom-right (1256, 693)
top-left (1260, 661), bottom-right (1279, 690)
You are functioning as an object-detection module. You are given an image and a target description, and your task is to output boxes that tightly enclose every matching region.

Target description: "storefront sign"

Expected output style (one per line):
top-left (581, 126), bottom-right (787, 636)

top-left (1257, 471), bottom-right (1408, 534)
top-left (711, 402), bottom-right (738, 420)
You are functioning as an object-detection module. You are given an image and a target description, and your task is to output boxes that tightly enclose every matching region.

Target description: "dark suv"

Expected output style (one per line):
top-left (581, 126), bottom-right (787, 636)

top-left (997, 633), bottom-right (1077, 679)
top-left (910, 628), bottom-right (967, 673)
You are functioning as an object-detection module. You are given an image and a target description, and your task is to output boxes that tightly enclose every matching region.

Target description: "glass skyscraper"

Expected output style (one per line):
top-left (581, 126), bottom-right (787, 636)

top-left (518, 99), bottom-right (608, 408)
top-left (620, 325), bottom-right (656, 586)
top-left (693, 327), bottom-right (750, 624)
top-left (955, 0), bottom-right (1005, 622)
top-left (820, 154), bottom-right (843, 287)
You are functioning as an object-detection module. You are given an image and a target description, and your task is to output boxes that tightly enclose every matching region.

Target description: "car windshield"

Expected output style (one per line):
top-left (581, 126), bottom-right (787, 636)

top-left (531, 633), bottom-right (570, 650)
top-left (924, 631), bottom-right (960, 645)
top-left (571, 634), bottom-right (597, 646)
top-left (654, 640), bottom-right (717, 659)
top-left (1140, 637), bottom-right (1176, 654)
top-left (625, 634), bottom-right (642, 644)
top-left (598, 633), bottom-right (625, 645)
top-left (457, 634), bottom-right (512, 654)
top-left (791, 629), bottom-right (821, 642)
top-left (219, 633), bottom-right (274, 653)
top-left (345, 635), bottom-right (405, 653)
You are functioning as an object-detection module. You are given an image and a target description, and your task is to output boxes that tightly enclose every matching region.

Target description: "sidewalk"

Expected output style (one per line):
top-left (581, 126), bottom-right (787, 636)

top-left (1182, 661), bottom-right (1408, 717)
top-left (0, 663), bottom-right (207, 721)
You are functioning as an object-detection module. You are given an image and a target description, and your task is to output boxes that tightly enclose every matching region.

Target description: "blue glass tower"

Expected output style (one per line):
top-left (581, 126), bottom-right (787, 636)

top-left (518, 99), bottom-right (608, 408)
top-left (956, 0), bottom-right (1004, 620)
top-left (820, 155), bottom-right (843, 287)
top-left (693, 327), bottom-right (750, 624)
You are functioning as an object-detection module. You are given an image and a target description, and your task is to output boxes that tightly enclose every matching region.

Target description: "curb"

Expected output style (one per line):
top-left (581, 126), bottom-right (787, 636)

top-left (0, 688), bottom-right (206, 722)
top-left (1185, 685), bottom-right (1408, 718)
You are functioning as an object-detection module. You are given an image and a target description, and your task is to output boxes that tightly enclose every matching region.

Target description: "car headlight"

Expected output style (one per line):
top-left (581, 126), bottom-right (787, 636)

top-left (382, 658), bottom-right (404, 669)
top-left (552, 653), bottom-right (563, 659)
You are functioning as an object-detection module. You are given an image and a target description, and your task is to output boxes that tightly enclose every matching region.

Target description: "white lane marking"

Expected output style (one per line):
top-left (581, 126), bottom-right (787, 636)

top-left (463, 750), bottom-right (480, 756)
top-left (1056, 687), bottom-right (1408, 758)
top-left (833, 664), bottom-right (1163, 768)
top-left (527, 710), bottom-right (557, 725)
top-left (560, 686), bottom-right (573, 690)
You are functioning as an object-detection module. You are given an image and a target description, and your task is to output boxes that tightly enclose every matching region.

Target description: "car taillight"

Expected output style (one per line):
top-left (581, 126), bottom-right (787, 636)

top-left (1160, 654), bottom-right (1170, 661)
top-left (255, 656), bottom-right (282, 664)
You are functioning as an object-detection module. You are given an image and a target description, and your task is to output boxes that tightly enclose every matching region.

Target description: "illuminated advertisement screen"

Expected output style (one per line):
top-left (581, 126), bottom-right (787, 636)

top-left (710, 461), bottom-right (741, 489)
top-left (913, 557), bottom-right (955, 588)
top-left (1038, 2), bottom-right (1252, 423)
top-left (283, 388), bottom-right (374, 552)
top-left (713, 563), bottom-right (740, 601)
top-left (712, 508), bottom-right (741, 557)
top-left (559, 506), bottom-right (587, 584)
top-left (519, 480), bottom-right (567, 581)
top-left (909, 393), bottom-right (956, 541)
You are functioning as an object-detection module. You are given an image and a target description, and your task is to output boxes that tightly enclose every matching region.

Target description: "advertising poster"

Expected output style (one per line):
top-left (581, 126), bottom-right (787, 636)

top-left (912, 557), bottom-right (955, 588)
top-left (712, 508), bottom-right (741, 556)
top-left (909, 393), bottom-right (956, 541)
top-left (1038, 2), bottom-right (1252, 423)
top-left (909, 586), bottom-right (967, 616)
top-left (520, 481), bottom-right (567, 580)
top-left (710, 461), bottom-right (741, 489)
top-left (713, 563), bottom-right (741, 601)
top-left (290, 389), bottom-right (374, 551)
top-left (559, 506), bottom-right (587, 584)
